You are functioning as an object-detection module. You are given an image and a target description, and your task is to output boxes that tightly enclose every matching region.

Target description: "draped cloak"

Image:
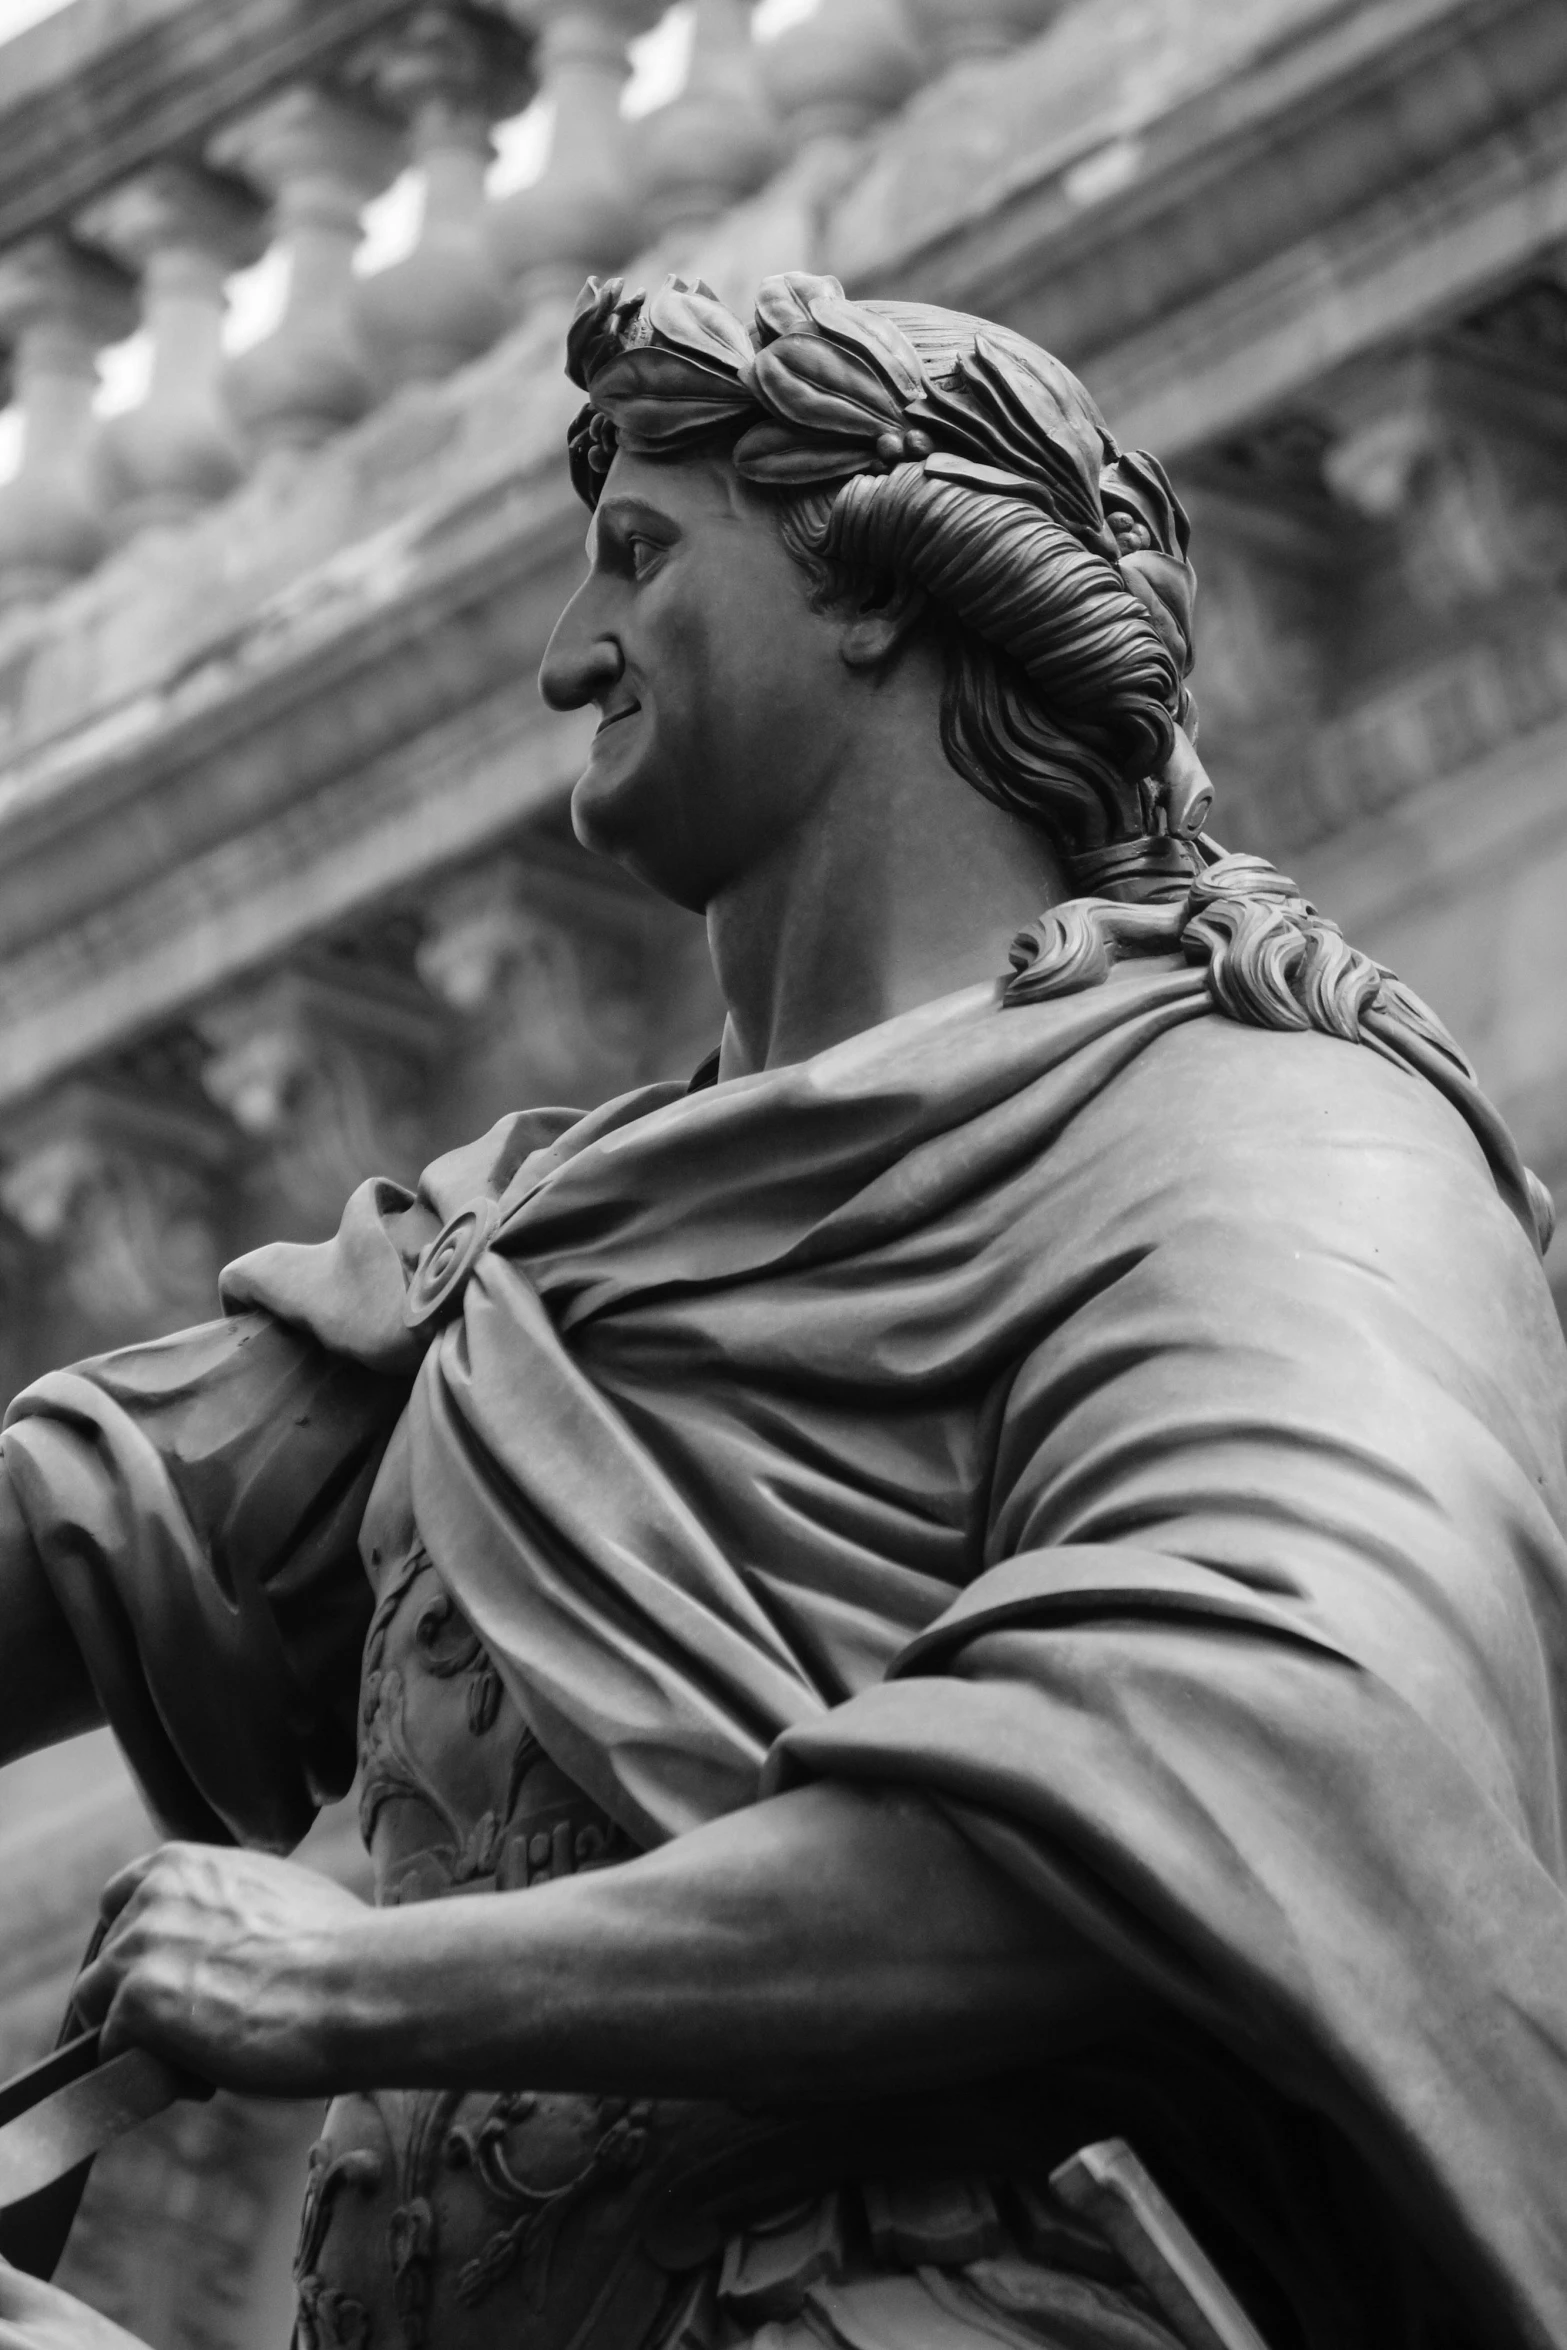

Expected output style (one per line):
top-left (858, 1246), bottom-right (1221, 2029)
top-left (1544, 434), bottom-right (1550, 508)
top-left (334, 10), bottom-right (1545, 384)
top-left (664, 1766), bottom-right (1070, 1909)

top-left (4, 954), bottom-right (1567, 2349)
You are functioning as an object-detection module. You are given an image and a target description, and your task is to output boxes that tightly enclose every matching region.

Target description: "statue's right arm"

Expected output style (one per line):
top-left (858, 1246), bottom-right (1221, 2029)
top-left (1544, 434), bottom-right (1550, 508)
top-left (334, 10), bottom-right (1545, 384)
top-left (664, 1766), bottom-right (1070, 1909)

top-left (0, 1455), bottom-right (103, 1761)
top-left (0, 1313), bottom-right (410, 1844)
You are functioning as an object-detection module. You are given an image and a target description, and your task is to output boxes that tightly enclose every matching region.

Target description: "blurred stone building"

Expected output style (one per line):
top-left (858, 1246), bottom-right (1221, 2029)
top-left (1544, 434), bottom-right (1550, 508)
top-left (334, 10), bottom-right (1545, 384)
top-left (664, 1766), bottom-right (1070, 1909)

top-left (0, 0), bottom-right (1564, 2341)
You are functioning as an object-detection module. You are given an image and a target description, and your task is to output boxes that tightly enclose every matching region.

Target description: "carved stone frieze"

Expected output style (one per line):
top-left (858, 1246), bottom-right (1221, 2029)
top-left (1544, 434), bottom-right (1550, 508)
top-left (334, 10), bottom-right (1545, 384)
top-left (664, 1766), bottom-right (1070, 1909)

top-left (1322, 333), bottom-right (1567, 615)
top-left (0, 1077), bottom-right (233, 1352)
top-left (1302, 320), bottom-right (1567, 832)
top-left (1175, 423), bottom-right (1355, 851)
top-left (415, 847), bottom-right (717, 1119)
top-left (198, 956), bottom-right (450, 1232)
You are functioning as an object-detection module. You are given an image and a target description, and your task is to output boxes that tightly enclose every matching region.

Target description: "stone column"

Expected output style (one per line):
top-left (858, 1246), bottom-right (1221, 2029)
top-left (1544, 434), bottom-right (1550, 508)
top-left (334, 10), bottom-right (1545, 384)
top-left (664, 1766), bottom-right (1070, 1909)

top-left (0, 237), bottom-right (136, 610)
top-left (637, 0), bottom-right (781, 241)
top-left (486, 0), bottom-right (659, 317)
top-left (75, 162), bottom-right (267, 537)
top-left (210, 86), bottom-right (405, 457)
top-left (350, 4), bottom-right (536, 387)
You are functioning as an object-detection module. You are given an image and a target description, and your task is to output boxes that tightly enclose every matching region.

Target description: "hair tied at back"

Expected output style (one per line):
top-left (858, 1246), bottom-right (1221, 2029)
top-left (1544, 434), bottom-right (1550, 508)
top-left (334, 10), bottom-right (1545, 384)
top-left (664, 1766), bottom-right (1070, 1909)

top-left (1006, 853), bottom-right (1557, 1259)
top-left (1005, 898), bottom-right (1184, 998)
top-left (1009, 853), bottom-right (1398, 1045)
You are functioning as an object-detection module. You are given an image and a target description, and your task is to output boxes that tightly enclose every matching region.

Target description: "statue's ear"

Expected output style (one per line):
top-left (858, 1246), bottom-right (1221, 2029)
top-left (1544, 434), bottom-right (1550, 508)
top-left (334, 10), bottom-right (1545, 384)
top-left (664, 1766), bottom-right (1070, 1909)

top-left (838, 576), bottom-right (929, 671)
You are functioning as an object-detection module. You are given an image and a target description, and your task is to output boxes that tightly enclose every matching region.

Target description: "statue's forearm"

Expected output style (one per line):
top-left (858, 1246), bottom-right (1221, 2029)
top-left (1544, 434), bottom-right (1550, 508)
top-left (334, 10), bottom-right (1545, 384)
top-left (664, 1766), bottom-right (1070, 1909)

top-left (328, 1781), bottom-right (1139, 2101)
top-left (0, 1457), bottom-right (103, 1764)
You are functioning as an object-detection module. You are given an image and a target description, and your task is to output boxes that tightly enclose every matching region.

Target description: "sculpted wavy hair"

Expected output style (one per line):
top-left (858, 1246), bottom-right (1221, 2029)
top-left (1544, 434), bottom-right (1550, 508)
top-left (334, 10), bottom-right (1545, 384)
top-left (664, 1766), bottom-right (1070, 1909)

top-left (565, 275), bottom-right (1203, 881)
top-left (558, 270), bottom-right (1555, 1256)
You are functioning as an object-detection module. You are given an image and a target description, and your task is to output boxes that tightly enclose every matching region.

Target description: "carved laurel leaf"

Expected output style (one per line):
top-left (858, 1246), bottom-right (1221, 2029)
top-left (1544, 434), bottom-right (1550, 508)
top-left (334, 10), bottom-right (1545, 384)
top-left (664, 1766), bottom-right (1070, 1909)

top-left (748, 332), bottom-right (906, 442)
top-left (804, 286), bottom-right (927, 402)
top-left (646, 275), bottom-right (755, 370)
top-left (732, 420), bottom-right (879, 484)
top-left (1103, 447), bottom-right (1192, 557)
top-left (566, 275), bottom-right (641, 390)
top-left (754, 270), bottom-right (846, 344)
top-left (587, 347), bottom-right (753, 447)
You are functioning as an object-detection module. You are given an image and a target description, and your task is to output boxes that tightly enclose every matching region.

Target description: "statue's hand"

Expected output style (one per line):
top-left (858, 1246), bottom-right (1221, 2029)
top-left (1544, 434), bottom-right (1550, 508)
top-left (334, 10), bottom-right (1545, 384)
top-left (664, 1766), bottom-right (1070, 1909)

top-left (0, 2261), bottom-right (152, 2350)
top-left (72, 1843), bottom-right (370, 2096)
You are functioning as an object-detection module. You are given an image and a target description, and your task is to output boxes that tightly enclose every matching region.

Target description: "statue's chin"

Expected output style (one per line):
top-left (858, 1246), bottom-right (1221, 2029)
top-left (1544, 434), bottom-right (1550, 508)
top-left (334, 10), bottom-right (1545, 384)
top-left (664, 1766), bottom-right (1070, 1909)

top-left (569, 718), bottom-right (645, 849)
top-left (570, 742), bottom-right (700, 909)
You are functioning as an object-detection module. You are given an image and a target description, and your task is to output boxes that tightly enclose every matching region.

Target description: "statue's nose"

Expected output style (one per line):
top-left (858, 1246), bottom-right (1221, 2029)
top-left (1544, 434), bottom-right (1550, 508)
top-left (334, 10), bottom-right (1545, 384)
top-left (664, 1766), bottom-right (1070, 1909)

top-left (539, 582), bottom-right (623, 712)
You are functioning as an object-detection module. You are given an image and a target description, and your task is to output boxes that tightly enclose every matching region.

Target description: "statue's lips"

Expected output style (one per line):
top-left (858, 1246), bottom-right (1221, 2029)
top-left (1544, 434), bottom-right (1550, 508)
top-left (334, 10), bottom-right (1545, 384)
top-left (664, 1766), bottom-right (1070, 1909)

top-left (594, 703), bottom-right (641, 736)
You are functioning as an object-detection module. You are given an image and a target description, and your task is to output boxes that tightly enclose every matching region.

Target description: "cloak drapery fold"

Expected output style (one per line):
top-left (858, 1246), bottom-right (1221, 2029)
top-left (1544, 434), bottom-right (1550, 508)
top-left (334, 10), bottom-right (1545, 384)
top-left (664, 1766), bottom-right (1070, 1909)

top-left (4, 956), bottom-right (1566, 2343)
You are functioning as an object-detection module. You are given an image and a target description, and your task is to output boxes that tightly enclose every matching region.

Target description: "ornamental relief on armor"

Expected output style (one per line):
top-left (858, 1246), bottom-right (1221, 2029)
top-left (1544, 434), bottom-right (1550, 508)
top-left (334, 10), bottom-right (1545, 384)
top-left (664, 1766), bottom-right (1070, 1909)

top-left (355, 1549), bottom-right (630, 1910)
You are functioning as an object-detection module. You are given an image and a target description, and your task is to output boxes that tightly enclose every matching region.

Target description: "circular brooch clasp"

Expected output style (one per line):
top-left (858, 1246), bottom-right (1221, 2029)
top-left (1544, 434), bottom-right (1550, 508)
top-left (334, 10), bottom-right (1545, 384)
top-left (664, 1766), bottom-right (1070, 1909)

top-left (403, 1198), bottom-right (500, 1334)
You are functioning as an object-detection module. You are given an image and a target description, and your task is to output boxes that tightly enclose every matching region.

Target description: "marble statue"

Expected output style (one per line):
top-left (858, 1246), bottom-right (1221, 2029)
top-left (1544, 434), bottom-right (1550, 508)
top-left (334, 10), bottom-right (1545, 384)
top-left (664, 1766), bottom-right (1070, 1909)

top-left (0, 273), bottom-right (1564, 2350)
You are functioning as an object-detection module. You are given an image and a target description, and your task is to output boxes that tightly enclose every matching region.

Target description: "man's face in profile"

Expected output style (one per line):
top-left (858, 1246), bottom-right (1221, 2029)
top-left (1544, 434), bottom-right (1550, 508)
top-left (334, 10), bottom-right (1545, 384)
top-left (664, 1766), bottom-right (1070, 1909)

top-left (539, 447), bottom-right (852, 912)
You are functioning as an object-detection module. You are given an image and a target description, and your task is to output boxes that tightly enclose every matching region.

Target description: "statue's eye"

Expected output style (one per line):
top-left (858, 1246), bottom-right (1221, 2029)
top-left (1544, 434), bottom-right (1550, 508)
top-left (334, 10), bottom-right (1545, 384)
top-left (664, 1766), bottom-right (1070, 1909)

top-left (628, 535), bottom-right (664, 581)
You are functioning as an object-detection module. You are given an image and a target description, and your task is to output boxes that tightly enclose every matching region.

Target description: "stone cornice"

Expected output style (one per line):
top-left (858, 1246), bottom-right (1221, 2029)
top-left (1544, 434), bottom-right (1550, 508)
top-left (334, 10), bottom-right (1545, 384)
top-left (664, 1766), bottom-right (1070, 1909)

top-left (836, 0), bottom-right (1567, 438)
top-left (836, 0), bottom-right (1538, 307)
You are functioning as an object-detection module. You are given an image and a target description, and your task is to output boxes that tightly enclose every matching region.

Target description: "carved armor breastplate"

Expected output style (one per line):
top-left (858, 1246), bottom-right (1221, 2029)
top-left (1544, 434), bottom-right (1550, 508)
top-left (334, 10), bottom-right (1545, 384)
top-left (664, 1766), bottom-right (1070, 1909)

top-left (356, 1544), bottom-right (631, 1908)
top-left (293, 1532), bottom-right (1177, 2350)
top-left (296, 1536), bottom-right (655, 2350)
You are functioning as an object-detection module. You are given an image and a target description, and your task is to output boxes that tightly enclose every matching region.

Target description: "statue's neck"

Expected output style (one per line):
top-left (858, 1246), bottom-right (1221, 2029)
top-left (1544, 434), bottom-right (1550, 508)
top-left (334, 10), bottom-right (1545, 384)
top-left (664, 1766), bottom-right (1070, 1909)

top-left (708, 748), bottom-right (1067, 1081)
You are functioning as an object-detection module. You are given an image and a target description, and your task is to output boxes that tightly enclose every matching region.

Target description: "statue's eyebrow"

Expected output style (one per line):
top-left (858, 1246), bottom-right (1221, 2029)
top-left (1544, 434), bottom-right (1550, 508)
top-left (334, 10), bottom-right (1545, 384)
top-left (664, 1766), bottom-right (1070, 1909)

top-left (593, 494), bottom-right (681, 542)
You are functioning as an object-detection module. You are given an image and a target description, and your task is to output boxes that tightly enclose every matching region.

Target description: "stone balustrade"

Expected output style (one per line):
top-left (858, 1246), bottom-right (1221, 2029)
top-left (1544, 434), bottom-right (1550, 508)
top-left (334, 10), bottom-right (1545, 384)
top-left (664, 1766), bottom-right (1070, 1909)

top-left (349, 5), bottom-right (536, 382)
top-left (77, 163), bottom-right (267, 536)
top-left (0, 236), bottom-right (136, 608)
top-left (0, 0), bottom-right (987, 604)
top-left (1, 0), bottom-right (1567, 1376)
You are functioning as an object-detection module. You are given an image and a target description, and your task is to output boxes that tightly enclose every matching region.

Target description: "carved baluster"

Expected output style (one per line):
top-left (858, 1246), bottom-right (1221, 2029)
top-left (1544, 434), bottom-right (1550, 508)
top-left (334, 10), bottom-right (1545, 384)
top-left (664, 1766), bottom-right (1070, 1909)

top-left (210, 87), bottom-right (405, 457)
top-left (677, 0), bottom-right (920, 297)
top-left (0, 236), bottom-right (135, 610)
top-left (198, 962), bottom-right (447, 1232)
top-left (349, 6), bottom-right (536, 387)
top-left (907, 0), bottom-right (1066, 69)
top-left (75, 163), bottom-right (266, 537)
top-left (759, 0), bottom-right (923, 152)
top-left (0, 1081), bottom-right (232, 1342)
top-left (637, 0), bottom-right (781, 241)
top-left (486, 0), bottom-right (659, 317)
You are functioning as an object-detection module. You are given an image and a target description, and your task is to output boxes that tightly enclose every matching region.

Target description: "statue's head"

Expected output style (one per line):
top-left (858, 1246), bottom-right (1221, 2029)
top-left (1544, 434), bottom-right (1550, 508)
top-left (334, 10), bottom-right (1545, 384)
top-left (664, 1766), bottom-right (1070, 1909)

top-left (541, 271), bottom-right (1207, 911)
